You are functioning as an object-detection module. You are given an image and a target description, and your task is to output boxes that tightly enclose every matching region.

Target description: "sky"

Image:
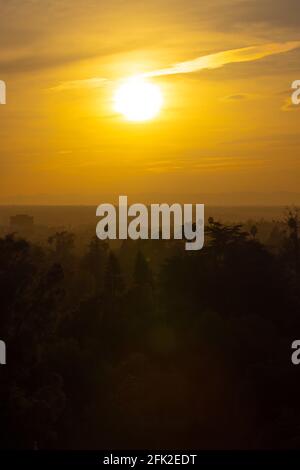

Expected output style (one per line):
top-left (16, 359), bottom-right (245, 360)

top-left (0, 0), bottom-right (300, 205)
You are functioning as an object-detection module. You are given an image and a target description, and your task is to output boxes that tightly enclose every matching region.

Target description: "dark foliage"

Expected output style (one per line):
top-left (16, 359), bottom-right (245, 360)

top-left (0, 213), bottom-right (300, 449)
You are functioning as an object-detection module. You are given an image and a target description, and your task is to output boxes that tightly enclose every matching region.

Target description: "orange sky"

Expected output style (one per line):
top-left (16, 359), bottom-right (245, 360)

top-left (0, 0), bottom-right (300, 205)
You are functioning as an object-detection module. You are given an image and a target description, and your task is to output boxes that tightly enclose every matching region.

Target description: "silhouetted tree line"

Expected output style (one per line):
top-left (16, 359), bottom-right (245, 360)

top-left (0, 210), bottom-right (300, 449)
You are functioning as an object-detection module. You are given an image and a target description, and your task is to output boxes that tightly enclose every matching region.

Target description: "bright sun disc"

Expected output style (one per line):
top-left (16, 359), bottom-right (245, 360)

top-left (114, 77), bottom-right (163, 122)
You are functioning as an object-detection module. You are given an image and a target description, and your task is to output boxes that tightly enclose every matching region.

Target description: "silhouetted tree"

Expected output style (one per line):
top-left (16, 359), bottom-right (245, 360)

top-left (82, 236), bottom-right (108, 293)
top-left (48, 231), bottom-right (75, 262)
top-left (104, 251), bottom-right (124, 298)
top-left (134, 251), bottom-right (152, 287)
top-left (284, 207), bottom-right (300, 274)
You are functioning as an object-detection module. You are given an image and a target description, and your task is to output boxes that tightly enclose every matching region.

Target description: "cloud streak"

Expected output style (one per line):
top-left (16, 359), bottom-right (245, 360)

top-left (142, 41), bottom-right (300, 78)
top-left (51, 77), bottom-right (107, 92)
top-left (51, 40), bottom-right (300, 91)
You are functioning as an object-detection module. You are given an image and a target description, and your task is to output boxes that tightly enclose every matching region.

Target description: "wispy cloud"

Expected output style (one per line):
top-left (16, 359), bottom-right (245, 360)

top-left (50, 77), bottom-right (107, 92)
top-left (51, 41), bottom-right (300, 91)
top-left (143, 41), bottom-right (300, 78)
top-left (144, 155), bottom-right (266, 173)
top-left (222, 93), bottom-right (251, 101)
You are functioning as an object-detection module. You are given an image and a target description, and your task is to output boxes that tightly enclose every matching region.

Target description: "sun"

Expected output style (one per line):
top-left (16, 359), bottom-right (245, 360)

top-left (113, 77), bottom-right (163, 122)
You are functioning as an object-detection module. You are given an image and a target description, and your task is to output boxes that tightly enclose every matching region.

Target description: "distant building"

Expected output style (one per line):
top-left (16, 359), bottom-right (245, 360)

top-left (10, 214), bottom-right (34, 230)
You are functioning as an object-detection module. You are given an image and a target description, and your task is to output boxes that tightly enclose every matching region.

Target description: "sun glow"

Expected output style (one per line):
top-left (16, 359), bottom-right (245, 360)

top-left (113, 77), bottom-right (163, 122)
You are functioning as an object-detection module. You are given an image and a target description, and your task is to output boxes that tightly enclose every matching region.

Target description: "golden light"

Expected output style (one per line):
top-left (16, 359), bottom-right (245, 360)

top-left (113, 77), bottom-right (163, 122)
